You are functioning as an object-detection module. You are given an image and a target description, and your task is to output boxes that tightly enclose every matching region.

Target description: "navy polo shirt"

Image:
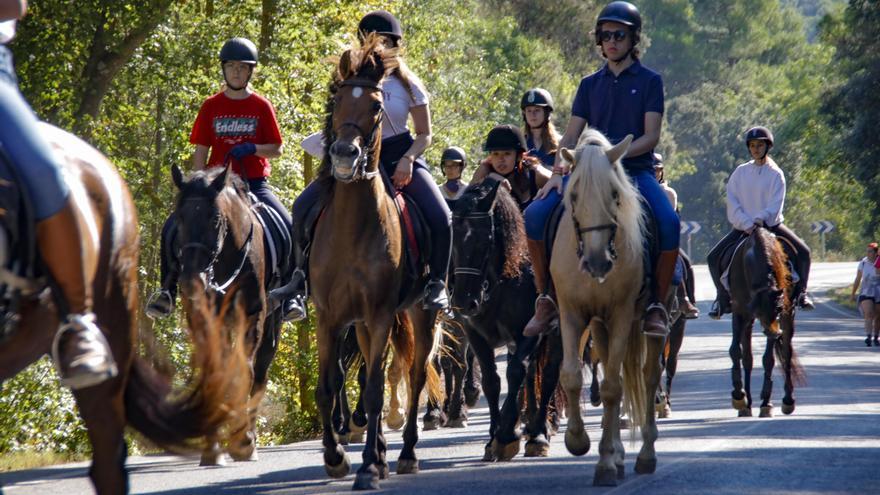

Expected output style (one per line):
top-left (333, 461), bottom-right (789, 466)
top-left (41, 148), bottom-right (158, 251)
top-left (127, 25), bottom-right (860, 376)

top-left (571, 60), bottom-right (664, 171)
top-left (526, 135), bottom-right (555, 169)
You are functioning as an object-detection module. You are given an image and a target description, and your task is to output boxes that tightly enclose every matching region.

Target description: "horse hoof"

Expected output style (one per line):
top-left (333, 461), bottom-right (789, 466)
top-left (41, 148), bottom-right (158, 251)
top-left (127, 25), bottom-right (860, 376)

top-left (593, 465), bottom-right (619, 486)
top-left (325, 453), bottom-right (351, 479)
top-left (199, 453), bottom-right (226, 467)
top-left (352, 471), bottom-right (380, 491)
top-left (397, 458), bottom-right (419, 474)
top-left (731, 396), bottom-right (748, 411)
top-left (422, 416), bottom-right (441, 431)
top-left (590, 395), bottom-right (602, 408)
top-left (525, 437), bottom-right (551, 457)
top-left (738, 408), bottom-right (752, 417)
top-left (348, 431), bottom-right (365, 444)
top-left (564, 429), bottom-right (590, 456)
top-left (377, 462), bottom-right (389, 480)
top-left (338, 434), bottom-right (350, 446)
top-left (465, 387), bottom-right (481, 408)
top-left (386, 411), bottom-right (405, 431)
top-left (446, 416), bottom-right (468, 428)
top-left (617, 463), bottom-right (626, 479)
top-left (230, 449), bottom-right (258, 462)
top-left (781, 399), bottom-right (795, 415)
top-left (760, 405), bottom-right (773, 418)
top-left (656, 402), bottom-right (671, 419)
top-left (482, 445), bottom-right (496, 462)
top-left (635, 456), bottom-right (657, 474)
top-left (619, 417), bottom-right (631, 430)
top-left (492, 438), bottom-right (521, 461)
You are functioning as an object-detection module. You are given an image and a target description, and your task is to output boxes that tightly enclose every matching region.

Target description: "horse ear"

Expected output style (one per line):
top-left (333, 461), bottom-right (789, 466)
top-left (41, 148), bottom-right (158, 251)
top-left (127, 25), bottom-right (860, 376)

top-left (606, 135), bottom-right (633, 164)
top-left (210, 163), bottom-right (230, 192)
top-left (171, 164), bottom-right (184, 190)
top-left (338, 49), bottom-right (354, 79)
top-left (560, 147), bottom-right (575, 165)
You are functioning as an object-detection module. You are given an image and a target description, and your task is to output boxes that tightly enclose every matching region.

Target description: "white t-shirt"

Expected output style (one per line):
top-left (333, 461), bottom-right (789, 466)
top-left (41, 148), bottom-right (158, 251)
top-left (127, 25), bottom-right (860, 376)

top-left (0, 20), bottom-right (16, 44)
top-left (381, 74), bottom-right (428, 140)
top-left (857, 257), bottom-right (880, 299)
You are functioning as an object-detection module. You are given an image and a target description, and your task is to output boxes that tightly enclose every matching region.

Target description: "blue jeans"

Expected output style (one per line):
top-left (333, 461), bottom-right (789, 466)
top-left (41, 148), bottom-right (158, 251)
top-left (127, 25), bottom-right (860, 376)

top-left (0, 46), bottom-right (67, 220)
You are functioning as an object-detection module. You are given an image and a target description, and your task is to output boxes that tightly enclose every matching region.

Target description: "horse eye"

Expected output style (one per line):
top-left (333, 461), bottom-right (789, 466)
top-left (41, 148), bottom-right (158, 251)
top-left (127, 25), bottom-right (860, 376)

top-left (373, 101), bottom-right (383, 112)
top-left (612, 190), bottom-right (619, 201)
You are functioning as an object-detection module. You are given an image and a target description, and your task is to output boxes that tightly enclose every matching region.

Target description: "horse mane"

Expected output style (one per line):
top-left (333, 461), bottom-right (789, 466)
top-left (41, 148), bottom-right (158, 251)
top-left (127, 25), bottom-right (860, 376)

top-left (752, 227), bottom-right (792, 310)
top-left (455, 181), bottom-right (529, 279)
top-left (317, 33), bottom-right (399, 183)
top-left (565, 129), bottom-right (646, 261)
top-left (176, 167), bottom-right (249, 204)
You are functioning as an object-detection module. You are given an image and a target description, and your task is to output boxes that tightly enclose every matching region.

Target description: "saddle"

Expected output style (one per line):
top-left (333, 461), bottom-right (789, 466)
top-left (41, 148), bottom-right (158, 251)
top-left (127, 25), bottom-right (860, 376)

top-left (247, 193), bottom-right (292, 288)
top-left (719, 230), bottom-right (800, 292)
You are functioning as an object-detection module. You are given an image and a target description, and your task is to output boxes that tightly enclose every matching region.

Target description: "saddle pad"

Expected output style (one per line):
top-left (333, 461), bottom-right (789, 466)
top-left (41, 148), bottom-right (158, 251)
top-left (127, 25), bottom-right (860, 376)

top-left (393, 191), bottom-right (430, 278)
top-left (249, 195), bottom-right (291, 286)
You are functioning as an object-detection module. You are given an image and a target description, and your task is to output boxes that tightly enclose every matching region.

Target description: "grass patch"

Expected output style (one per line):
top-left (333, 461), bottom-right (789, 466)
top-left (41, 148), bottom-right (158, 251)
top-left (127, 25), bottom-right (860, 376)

top-left (0, 450), bottom-right (89, 472)
top-left (827, 286), bottom-right (858, 311)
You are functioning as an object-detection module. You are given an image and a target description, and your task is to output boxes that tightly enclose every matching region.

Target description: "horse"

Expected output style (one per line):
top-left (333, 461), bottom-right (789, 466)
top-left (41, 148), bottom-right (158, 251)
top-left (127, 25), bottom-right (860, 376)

top-left (422, 316), bottom-right (471, 430)
top-left (309, 36), bottom-right (441, 490)
top-left (553, 130), bottom-right (665, 486)
top-left (450, 178), bottom-right (563, 460)
top-left (727, 226), bottom-right (805, 417)
top-left (0, 124), bottom-right (249, 494)
top-left (169, 162), bottom-right (285, 464)
top-left (655, 251), bottom-right (694, 418)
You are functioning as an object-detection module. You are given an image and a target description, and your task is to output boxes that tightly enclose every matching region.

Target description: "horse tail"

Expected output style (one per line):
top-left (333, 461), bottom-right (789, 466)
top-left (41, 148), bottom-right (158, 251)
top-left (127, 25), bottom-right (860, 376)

top-left (621, 321), bottom-right (647, 439)
top-left (390, 311), bottom-right (444, 407)
top-left (775, 317), bottom-right (807, 387)
top-left (125, 285), bottom-right (250, 451)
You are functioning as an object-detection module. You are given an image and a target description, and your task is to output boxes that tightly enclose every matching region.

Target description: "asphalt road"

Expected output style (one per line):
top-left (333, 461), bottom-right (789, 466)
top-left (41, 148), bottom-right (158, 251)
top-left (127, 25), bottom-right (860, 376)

top-left (3, 262), bottom-right (878, 495)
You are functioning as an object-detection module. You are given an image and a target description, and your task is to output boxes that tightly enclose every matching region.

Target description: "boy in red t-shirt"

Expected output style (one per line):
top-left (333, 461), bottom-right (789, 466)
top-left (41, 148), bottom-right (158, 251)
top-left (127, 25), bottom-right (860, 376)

top-left (146, 37), bottom-right (292, 318)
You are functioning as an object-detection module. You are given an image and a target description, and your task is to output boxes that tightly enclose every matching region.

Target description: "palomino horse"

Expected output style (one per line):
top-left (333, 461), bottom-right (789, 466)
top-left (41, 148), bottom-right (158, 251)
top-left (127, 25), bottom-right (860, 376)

top-left (169, 163), bottom-right (285, 464)
top-left (310, 36), bottom-right (440, 490)
top-left (0, 125), bottom-right (248, 494)
top-left (450, 179), bottom-right (562, 460)
top-left (727, 227), bottom-right (804, 417)
top-left (554, 130), bottom-right (664, 486)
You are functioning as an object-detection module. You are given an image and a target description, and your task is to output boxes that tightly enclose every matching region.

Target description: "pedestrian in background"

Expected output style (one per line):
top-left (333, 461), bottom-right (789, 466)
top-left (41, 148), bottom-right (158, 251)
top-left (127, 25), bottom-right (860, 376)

top-left (852, 242), bottom-right (880, 346)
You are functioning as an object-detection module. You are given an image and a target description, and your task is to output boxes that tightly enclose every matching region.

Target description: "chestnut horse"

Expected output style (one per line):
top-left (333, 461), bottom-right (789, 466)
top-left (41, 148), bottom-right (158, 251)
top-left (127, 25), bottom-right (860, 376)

top-left (169, 163), bottom-right (285, 464)
top-left (0, 124), bottom-right (248, 494)
top-left (553, 130), bottom-right (664, 486)
top-left (310, 36), bottom-right (441, 490)
top-left (727, 227), bottom-right (805, 418)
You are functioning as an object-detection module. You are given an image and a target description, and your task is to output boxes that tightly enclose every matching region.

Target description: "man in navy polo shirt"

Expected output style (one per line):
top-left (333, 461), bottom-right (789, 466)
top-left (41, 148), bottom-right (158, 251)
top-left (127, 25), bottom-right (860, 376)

top-left (523, 1), bottom-right (680, 338)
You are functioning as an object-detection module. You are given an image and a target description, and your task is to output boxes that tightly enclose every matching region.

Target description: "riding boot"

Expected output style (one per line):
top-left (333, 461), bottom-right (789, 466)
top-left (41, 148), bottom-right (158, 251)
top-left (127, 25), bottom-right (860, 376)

top-left (678, 283), bottom-right (699, 319)
top-left (270, 223), bottom-right (308, 322)
top-left (644, 249), bottom-right (678, 338)
top-left (37, 199), bottom-right (117, 390)
top-left (523, 239), bottom-right (558, 337)
top-left (423, 221), bottom-right (451, 312)
top-left (146, 215), bottom-right (179, 319)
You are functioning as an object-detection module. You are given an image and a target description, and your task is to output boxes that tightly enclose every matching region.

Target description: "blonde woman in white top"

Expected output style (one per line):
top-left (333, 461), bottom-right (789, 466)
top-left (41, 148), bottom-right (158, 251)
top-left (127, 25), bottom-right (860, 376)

top-left (852, 243), bottom-right (880, 346)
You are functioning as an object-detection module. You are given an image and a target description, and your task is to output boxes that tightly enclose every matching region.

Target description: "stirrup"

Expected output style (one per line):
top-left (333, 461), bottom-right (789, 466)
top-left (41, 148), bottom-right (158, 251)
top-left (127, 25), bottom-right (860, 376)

top-left (643, 303), bottom-right (669, 338)
top-left (145, 289), bottom-right (174, 319)
top-left (422, 279), bottom-right (450, 311)
top-left (52, 313), bottom-right (118, 390)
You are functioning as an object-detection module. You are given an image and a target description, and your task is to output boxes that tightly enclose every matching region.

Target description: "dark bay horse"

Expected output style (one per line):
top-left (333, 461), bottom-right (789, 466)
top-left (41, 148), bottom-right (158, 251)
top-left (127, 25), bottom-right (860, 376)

top-left (450, 179), bottom-right (562, 460)
top-left (310, 36), bottom-right (441, 490)
top-left (554, 131), bottom-right (663, 486)
top-left (727, 227), bottom-right (805, 417)
top-left (169, 163), bottom-right (285, 464)
top-left (656, 251), bottom-right (694, 418)
top-left (0, 125), bottom-right (249, 494)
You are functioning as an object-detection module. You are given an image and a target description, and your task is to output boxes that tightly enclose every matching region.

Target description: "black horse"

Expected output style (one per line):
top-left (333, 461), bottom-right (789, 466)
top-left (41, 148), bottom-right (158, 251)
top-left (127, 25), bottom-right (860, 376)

top-left (450, 179), bottom-right (562, 460)
top-left (727, 227), bottom-right (805, 417)
top-left (423, 316), bottom-right (472, 429)
top-left (656, 250), bottom-right (696, 418)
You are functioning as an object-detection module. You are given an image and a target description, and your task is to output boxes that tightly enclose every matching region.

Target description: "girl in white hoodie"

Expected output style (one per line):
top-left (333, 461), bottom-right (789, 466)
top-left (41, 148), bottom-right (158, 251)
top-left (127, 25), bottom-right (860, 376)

top-left (707, 126), bottom-right (813, 318)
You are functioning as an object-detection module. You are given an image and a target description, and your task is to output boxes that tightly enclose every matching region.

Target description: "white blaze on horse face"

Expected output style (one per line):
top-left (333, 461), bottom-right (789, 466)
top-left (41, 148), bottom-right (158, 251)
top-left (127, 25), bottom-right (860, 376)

top-left (352, 86), bottom-right (363, 99)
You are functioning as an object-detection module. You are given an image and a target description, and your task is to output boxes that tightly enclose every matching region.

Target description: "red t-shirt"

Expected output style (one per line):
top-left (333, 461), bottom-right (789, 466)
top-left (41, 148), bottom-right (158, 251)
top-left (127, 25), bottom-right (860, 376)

top-left (190, 92), bottom-right (283, 179)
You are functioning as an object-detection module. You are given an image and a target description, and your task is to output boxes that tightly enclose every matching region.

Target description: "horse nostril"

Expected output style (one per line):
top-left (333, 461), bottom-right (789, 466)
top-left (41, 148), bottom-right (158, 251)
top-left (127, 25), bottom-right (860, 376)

top-left (331, 142), bottom-right (358, 158)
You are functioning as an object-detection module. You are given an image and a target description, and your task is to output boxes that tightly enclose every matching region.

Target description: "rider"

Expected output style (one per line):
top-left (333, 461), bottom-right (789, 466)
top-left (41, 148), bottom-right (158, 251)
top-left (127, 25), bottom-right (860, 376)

top-left (439, 146), bottom-right (468, 204)
top-left (654, 153), bottom-right (699, 319)
top-left (146, 37), bottom-right (292, 318)
top-left (0, 0), bottom-right (116, 389)
top-left (472, 124), bottom-right (551, 211)
top-left (522, 1), bottom-right (679, 338)
top-left (273, 10), bottom-right (453, 321)
top-left (706, 126), bottom-right (814, 319)
top-left (520, 88), bottom-right (560, 169)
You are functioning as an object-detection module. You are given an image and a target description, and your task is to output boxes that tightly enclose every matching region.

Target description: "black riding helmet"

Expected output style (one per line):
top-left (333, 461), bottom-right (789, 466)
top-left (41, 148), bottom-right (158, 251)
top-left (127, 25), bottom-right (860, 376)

top-left (219, 38), bottom-right (258, 91)
top-left (745, 126), bottom-right (774, 160)
top-left (520, 88), bottom-right (554, 112)
top-left (441, 146), bottom-right (467, 167)
top-left (483, 125), bottom-right (528, 153)
top-left (358, 10), bottom-right (403, 43)
top-left (595, 1), bottom-right (642, 48)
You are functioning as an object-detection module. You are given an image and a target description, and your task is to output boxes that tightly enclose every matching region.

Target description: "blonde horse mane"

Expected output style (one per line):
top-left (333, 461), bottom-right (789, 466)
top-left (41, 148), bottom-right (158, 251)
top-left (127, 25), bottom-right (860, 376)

top-left (563, 129), bottom-right (646, 263)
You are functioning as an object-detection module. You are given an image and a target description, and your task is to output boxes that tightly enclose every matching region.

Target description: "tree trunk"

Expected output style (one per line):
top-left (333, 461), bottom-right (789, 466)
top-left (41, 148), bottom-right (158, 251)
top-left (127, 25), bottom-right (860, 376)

top-left (259, 0), bottom-right (277, 54)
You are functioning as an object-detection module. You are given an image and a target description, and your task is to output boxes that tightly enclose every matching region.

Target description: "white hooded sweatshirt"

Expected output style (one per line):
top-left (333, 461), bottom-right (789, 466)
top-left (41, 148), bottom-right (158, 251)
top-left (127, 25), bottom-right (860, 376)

top-left (726, 158), bottom-right (785, 232)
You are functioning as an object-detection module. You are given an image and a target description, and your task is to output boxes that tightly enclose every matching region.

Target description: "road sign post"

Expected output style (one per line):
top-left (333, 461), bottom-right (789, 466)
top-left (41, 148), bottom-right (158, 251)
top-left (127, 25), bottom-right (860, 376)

top-left (810, 221), bottom-right (835, 261)
top-left (680, 221), bottom-right (701, 258)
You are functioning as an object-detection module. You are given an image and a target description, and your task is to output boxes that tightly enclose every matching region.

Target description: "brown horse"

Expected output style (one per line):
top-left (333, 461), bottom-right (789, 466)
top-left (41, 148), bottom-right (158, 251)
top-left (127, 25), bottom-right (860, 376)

top-left (169, 163), bottom-right (284, 465)
top-left (553, 130), bottom-right (664, 486)
top-left (310, 36), bottom-right (441, 490)
top-left (0, 124), bottom-right (249, 494)
top-left (727, 226), bottom-right (805, 417)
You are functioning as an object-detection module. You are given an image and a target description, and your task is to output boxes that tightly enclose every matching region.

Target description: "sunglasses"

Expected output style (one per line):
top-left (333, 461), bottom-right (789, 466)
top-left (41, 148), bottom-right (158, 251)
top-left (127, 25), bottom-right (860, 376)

top-left (598, 29), bottom-right (629, 43)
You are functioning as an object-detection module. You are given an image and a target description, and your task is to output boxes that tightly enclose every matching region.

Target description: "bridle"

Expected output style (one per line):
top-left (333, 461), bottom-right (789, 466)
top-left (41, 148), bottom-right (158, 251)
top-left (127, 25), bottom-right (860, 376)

top-left (179, 197), bottom-right (255, 294)
top-left (332, 78), bottom-right (385, 182)
top-left (570, 195), bottom-right (619, 262)
top-left (452, 211), bottom-right (495, 307)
